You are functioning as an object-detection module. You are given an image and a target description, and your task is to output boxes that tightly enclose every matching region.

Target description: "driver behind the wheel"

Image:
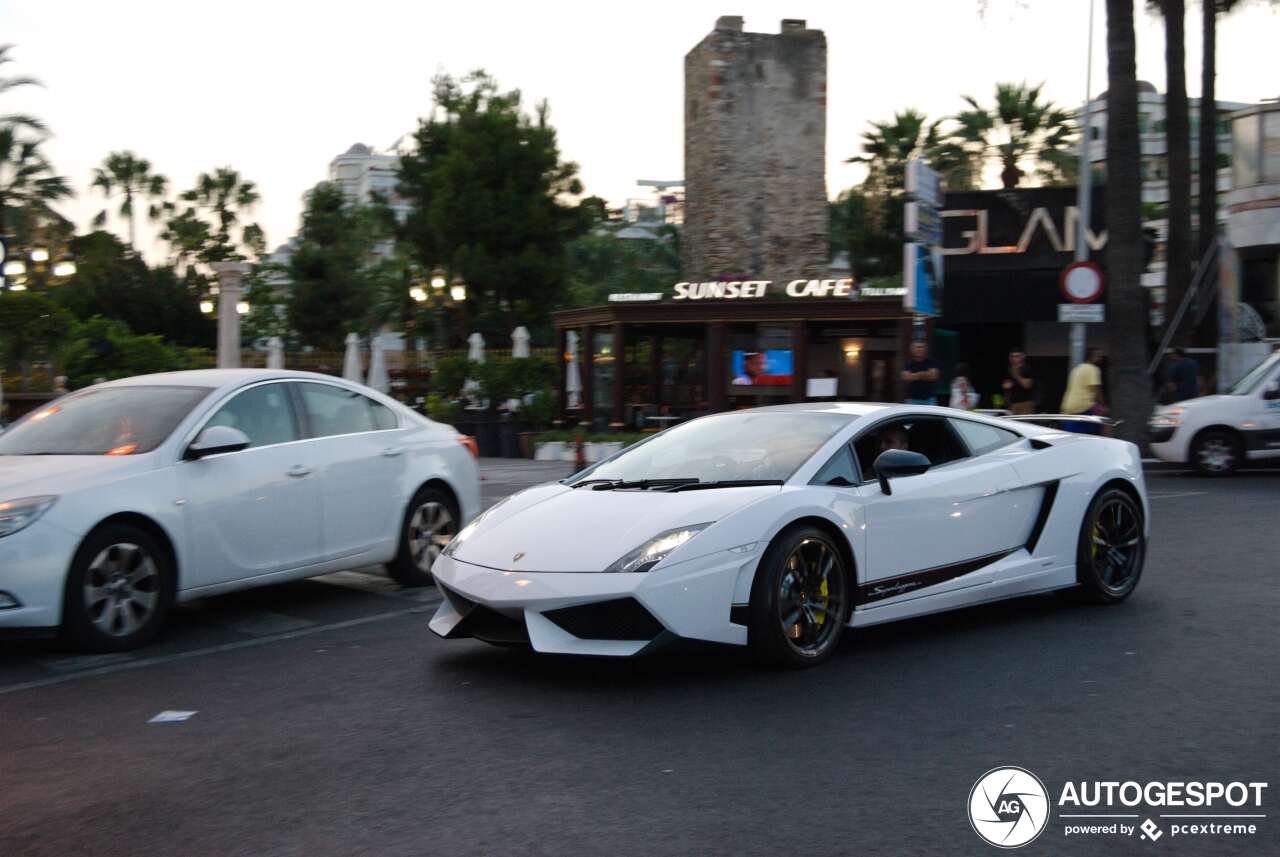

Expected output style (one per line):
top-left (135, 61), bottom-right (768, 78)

top-left (879, 426), bottom-right (909, 453)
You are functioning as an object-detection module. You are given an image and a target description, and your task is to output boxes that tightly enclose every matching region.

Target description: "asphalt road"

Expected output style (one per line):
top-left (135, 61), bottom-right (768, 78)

top-left (1, 462), bottom-right (1276, 857)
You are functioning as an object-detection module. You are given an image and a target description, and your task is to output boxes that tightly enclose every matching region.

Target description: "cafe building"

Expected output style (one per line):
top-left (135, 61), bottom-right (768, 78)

top-left (551, 279), bottom-right (918, 430)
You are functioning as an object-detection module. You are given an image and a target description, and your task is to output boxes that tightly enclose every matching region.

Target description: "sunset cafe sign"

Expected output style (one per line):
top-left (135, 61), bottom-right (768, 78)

top-left (607, 277), bottom-right (905, 303)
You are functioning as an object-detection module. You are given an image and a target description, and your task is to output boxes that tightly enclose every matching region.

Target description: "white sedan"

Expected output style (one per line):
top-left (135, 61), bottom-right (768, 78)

top-left (0, 370), bottom-right (480, 650)
top-left (430, 403), bottom-right (1148, 668)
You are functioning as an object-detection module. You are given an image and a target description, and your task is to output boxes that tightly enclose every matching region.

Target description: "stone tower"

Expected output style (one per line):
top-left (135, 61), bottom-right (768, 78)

top-left (683, 17), bottom-right (828, 280)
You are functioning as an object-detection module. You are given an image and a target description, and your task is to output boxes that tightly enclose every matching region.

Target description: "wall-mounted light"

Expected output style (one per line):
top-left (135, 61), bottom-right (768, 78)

top-left (844, 345), bottom-right (862, 361)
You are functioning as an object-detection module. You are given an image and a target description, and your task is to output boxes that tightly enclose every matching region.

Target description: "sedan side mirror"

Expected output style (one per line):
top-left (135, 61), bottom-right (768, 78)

top-left (1263, 383), bottom-right (1280, 401)
top-left (185, 425), bottom-right (250, 460)
top-left (872, 449), bottom-right (932, 496)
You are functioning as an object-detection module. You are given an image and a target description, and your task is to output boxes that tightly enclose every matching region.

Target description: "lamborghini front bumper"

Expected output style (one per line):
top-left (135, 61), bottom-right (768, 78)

top-left (428, 551), bottom-right (754, 656)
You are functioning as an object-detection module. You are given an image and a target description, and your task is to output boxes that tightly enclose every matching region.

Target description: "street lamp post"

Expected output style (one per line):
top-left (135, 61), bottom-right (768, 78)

top-left (410, 264), bottom-right (466, 349)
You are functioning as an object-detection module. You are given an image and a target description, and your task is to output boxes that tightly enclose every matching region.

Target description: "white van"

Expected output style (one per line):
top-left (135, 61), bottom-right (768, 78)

top-left (1148, 351), bottom-right (1280, 474)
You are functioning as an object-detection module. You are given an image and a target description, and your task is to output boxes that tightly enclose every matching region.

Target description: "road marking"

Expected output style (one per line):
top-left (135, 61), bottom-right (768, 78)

top-left (1148, 491), bottom-right (1209, 499)
top-left (0, 600), bottom-right (441, 697)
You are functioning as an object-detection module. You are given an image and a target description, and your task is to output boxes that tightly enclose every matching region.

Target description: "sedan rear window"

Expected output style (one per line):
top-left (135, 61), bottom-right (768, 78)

top-left (0, 386), bottom-right (213, 456)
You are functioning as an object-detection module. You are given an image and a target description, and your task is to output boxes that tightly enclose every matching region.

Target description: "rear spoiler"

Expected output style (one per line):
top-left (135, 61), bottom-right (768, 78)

top-left (998, 413), bottom-right (1123, 431)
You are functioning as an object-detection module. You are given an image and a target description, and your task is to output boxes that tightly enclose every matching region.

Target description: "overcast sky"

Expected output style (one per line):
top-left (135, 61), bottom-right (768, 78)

top-left (2, 0), bottom-right (1276, 262)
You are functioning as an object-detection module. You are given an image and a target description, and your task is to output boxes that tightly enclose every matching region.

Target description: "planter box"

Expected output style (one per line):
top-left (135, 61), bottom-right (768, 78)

top-left (534, 441), bottom-right (565, 461)
top-left (533, 440), bottom-right (626, 464)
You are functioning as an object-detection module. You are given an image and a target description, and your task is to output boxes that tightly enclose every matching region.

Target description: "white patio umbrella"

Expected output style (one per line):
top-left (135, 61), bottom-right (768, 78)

top-left (565, 330), bottom-right (582, 410)
top-left (0, 374), bottom-right (5, 427)
top-left (342, 333), bottom-right (362, 382)
top-left (463, 332), bottom-right (485, 406)
top-left (511, 326), bottom-right (531, 359)
top-left (266, 336), bottom-right (284, 369)
top-left (367, 335), bottom-right (389, 393)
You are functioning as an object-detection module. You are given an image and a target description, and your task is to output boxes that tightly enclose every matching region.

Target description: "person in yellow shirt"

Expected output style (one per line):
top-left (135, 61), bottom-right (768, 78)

top-left (1061, 347), bottom-right (1108, 415)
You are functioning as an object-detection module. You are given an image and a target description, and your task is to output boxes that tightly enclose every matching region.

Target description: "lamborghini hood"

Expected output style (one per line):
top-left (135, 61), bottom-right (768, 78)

top-left (451, 482), bottom-right (779, 572)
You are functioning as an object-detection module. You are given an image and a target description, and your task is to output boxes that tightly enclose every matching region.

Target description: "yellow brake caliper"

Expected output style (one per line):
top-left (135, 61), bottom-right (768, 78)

top-left (815, 577), bottom-right (829, 626)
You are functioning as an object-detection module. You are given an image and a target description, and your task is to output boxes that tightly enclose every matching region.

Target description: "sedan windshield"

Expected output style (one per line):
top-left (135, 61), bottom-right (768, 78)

top-left (573, 411), bottom-right (848, 485)
top-left (0, 386), bottom-right (213, 456)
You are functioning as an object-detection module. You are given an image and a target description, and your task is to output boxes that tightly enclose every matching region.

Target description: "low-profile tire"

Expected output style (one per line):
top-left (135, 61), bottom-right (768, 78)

top-left (1075, 487), bottom-right (1145, 604)
top-left (62, 523), bottom-right (174, 652)
top-left (386, 486), bottom-right (458, 587)
top-left (748, 526), bottom-right (850, 669)
top-left (1191, 429), bottom-right (1242, 476)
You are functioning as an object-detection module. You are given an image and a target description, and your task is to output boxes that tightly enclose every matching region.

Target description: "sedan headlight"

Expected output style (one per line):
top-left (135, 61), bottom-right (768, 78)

top-left (0, 496), bottom-right (57, 538)
top-left (1149, 407), bottom-right (1184, 428)
top-left (442, 497), bottom-right (510, 557)
top-left (606, 523), bottom-right (713, 573)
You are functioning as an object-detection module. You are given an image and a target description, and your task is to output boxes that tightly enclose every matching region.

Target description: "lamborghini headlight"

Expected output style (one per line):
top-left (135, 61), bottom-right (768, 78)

top-left (1149, 407), bottom-right (1184, 428)
top-left (605, 523), bottom-right (712, 574)
top-left (442, 497), bottom-right (510, 557)
top-left (0, 496), bottom-right (57, 538)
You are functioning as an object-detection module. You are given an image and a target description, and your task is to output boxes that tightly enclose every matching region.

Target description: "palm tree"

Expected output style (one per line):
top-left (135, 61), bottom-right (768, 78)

top-left (1105, 0), bottom-right (1152, 444)
top-left (848, 109), bottom-right (977, 197)
top-left (0, 44), bottom-right (46, 135)
top-left (91, 151), bottom-right (170, 250)
top-left (1197, 0), bottom-right (1245, 257)
top-left (949, 82), bottom-right (1077, 188)
top-left (170, 167), bottom-right (265, 264)
top-left (1151, 1), bottom-right (1192, 342)
top-left (0, 125), bottom-right (72, 238)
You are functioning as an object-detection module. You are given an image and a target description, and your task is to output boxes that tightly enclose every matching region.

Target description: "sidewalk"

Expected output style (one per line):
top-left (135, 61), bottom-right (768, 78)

top-left (478, 458), bottom-right (574, 507)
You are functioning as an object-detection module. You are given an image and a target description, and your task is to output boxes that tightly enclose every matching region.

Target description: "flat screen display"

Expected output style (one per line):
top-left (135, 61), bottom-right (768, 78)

top-left (730, 349), bottom-right (793, 388)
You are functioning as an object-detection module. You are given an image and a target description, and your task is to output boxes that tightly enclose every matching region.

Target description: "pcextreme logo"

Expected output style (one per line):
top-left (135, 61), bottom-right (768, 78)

top-left (969, 768), bottom-right (1269, 848)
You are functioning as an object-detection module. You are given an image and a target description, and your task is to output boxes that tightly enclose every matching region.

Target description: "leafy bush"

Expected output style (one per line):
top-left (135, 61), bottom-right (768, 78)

top-left (60, 316), bottom-right (190, 389)
top-left (431, 356), bottom-right (472, 398)
top-left (422, 393), bottom-right (462, 425)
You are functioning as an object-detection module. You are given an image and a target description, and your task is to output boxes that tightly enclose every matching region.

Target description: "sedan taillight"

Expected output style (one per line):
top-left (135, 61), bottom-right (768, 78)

top-left (458, 435), bottom-right (479, 458)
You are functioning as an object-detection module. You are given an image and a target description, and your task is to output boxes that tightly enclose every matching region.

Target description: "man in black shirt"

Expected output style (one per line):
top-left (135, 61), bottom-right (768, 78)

top-left (1164, 348), bottom-right (1201, 402)
top-left (901, 341), bottom-right (942, 405)
top-left (1001, 347), bottom-right (1037, 414)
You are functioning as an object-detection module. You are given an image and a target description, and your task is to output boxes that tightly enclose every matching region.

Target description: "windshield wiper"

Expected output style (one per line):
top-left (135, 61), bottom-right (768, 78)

top-left (591, 478), bottom-right (701, 491)
top-left (666, 480), bottom-right (783, 492)
top-left (568, 477), bottom-right (622, 488)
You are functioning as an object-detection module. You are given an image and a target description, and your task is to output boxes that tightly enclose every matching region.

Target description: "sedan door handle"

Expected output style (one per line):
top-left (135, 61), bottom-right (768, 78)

top-left (286, 465), bottom-right (312, 478)
top-left (382, 446), bottom-right (403, 458)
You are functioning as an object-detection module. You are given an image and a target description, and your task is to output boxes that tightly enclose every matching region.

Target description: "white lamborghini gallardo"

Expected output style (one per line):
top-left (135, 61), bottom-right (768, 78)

top-left (429, 403), bottom-right (1148, 668)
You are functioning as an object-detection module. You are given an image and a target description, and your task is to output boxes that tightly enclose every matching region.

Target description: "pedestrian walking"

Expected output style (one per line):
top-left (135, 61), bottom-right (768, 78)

top-left (901, 340), bottom-right (941, 405)
top-left (1163, 347), bottom-right (1201, 403)
top-left (949, 363), bottom-right (980, 410)
top-left (1001, 347), bottom-right (1037, 415)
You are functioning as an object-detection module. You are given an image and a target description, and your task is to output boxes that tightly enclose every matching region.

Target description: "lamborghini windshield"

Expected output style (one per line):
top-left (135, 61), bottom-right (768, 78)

top-left (571, 411), bottom-right (848, 485)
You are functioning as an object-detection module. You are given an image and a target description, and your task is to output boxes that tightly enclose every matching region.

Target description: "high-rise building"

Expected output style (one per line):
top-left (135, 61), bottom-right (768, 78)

top-left (328, 141), bottom-right (412, 222)
top-left (682, 17), bottom-right (827, 279)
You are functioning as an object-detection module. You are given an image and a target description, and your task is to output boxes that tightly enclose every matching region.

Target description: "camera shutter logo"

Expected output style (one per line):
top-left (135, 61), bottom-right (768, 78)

top-left (968, 767), bottom-right (1050, 848)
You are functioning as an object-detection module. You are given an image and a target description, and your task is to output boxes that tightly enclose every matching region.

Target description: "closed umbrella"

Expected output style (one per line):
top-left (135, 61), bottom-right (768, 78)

top-left (367, 335), bottom-right (389, 393)
top-left (565, 330), bottom-right (582, 410)
top-left (464, 332), bottom-right (485, 405)
top-left (342, 333), bottom-right (362, 382)
top-left (511, 326), bottom-right (531, 359)
top-left (266, 336), bottom-right (284, 370)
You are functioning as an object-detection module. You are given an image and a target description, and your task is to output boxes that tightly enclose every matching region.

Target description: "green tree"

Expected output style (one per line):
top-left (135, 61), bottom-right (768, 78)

top-left (163, 167), bottom-right (265, 266)
top-left (848, 108), bottom-right (976, 198)
top-left (1104, 0), bottom-right (1152, 443)
top-left (59, 316), bottom-right (189, 389)
top-left (829, 187), bottom-right (902, 278)
top-left (55, 230), bottom-right (213, 347)
top-left (396, 70), bottom-right (587, 343)
top-left (949, 82), bottom-right (1077, 188)
top-left (0, 290), bottom-right (73, 388)
top-left (285, 182), bottom-right (388, 350)
top-left (90, 151), bottom-right (170, 250)
top-left (0, 125), bottom-right (72, 238)
top-left (0, 44), bottom-right (46, 134)
top-left (565, 208), bottom-right (681, 308)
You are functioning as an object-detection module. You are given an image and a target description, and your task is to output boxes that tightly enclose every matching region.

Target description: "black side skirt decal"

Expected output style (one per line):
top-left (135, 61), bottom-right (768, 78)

top-left (856, 549), bottom-right (1017, 605)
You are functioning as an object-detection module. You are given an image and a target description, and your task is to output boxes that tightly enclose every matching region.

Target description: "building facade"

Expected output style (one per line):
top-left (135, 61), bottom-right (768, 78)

top-left (682, 17), bottom-right (828, 279)
top-left (328, 142), bottom-right (413, 222)
top-left (1080, 82), bottom-right (1249, 321)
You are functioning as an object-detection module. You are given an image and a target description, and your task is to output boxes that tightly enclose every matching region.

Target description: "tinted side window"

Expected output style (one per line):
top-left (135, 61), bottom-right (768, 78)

top-left (811, 445), bottom-right (858, 486)
top-left (205, 383), bottom-right (299, 449)
top-left (854, 417), bottom-right (969, 469)
top-left (950, 419), bottom-right (1022, 456)
top-left (297, 383), bottom-right (380, 437)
